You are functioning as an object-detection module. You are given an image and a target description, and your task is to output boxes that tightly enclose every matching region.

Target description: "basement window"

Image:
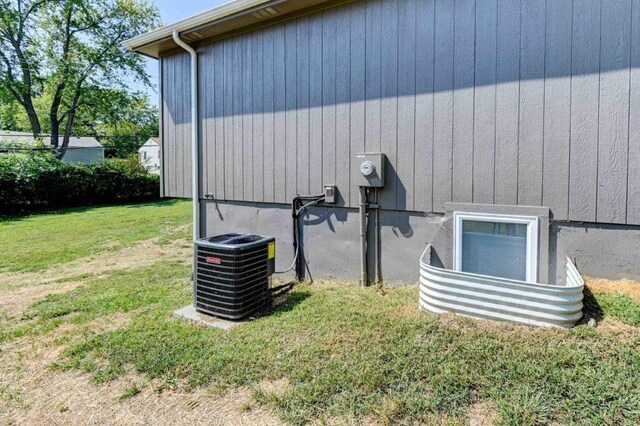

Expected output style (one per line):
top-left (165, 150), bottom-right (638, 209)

top-left (453, 212), bottom-right (539, 282)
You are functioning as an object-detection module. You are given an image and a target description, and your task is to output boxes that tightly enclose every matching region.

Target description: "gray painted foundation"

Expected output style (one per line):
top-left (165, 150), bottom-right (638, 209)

top-left (551, 222), bottom-right (640, 281)
top-left (201, 200), bottom-right (640, 284)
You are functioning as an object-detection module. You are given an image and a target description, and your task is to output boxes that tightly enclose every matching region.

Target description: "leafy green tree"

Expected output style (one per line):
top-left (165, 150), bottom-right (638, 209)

top-left (0, 0), bottom-right (160, 155)
top-left (73, 88), bottom-right (159, 157)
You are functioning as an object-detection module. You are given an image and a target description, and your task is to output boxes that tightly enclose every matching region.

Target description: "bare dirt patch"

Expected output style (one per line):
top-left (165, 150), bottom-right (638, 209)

top-left (467, 401), bottom-right (499, 426)
top-left (257, 378), bottom-right (291, 399)
top-left (0, 229), bottom-right (191, 319)
top-left (0, 313), bottom-right (283, 426)
top-left (0, 225), bottom-right (283, 425)
top-left (0, 280), bottom-right (86, 318)
top-left (585, 276), bottom-right (640, 302)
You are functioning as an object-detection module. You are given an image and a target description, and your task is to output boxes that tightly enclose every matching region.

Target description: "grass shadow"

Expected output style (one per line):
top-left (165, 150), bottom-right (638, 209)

top-left (261, 289), bottom-right (312, 318)
top-left (581, 286), bottom-right (604, 322)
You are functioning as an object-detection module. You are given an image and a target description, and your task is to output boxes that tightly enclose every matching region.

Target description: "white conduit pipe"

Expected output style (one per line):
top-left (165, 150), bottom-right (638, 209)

top-left (172, 30), bottom-right (200, 242)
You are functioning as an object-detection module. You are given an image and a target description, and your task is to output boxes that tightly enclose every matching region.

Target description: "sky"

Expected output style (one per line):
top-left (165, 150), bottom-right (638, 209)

top-left (135, 0), bottom-right (229, 103)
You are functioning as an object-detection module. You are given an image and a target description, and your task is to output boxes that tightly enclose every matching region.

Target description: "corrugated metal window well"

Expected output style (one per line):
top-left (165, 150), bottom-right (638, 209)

top-left (419, 211), bottom-right (584, 328)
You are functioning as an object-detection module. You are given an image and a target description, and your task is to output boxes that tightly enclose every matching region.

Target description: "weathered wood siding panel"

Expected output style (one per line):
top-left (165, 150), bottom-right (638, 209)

top-left (629, 0), bottom-right (640, 225)
top-left (232, 38), bottom-right (243, 200)
top-left (242, 36), bottom-right (254, 201)
top-left (597, 0), bottom-right (631, 223)
top-left (180, 53), bottom-right (191, 198)
top-left (397, 0), bottom-right (417, 210)
top-left (432, 0), bottom-right (454, 213)
top-left (296, 19), bottom-right (310, 197)
top-left (262, 28), bottom-right (275, 203)
top-left (161, 53), bottom-right (190, 198)
top-left (473, 0), bottom-right (497, 204)
top-left (350, 2), bottom-right (366, 206)
top-left (223, 41), bottom-right (234, 200)
top-left (452, 0), bottom-right (474, 204)
top-left (414, 0), bottom-right (435, 212)
top-left (161, 0), bottom-right (640, 225)
top-left (323, 9), bottom-right (337, 200)
top-left (273, 26), bottom-right (286, 204)
top-left (494, 0), bottom-right (520, 206)
top-left (517, 0), bottom-right (545, 207)
top-left (569, 0), bottom-right (600, 222)
top-left (309, 14), bottom-right (323, 200)
top-left (542, 0), bottom-right (572, 219)
top-left (252, 30), bottom-right (264, 203)
top-left (380, 0), bottom-right (399, 210)
top-left (336, 10), bottom-right (351, 205)
top-left (285, 21), bottom-right (297, 203)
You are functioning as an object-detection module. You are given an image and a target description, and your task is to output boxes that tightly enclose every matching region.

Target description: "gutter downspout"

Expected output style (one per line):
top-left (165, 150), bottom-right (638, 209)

top-left (172, 30), bottom-right (200, 243)
top-left (172, 31), bottom-right (199, 308)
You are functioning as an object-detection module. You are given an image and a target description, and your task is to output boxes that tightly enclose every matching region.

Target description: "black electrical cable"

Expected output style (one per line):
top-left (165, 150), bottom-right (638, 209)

top-left (274, 195), bottom-right (325, 275)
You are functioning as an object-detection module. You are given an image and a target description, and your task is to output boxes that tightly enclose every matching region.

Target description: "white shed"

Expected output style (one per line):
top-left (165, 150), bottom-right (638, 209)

top-left (138, 137), bottom-right (160, 175)
top-left (0, 131), bottom-right (104, 165)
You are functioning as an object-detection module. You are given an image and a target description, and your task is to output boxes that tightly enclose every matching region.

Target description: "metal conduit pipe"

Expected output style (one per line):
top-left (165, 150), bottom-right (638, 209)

top-left (359, 186), bottom-right (368, 286)
top-left (374, 188), bottom-right (382, 284)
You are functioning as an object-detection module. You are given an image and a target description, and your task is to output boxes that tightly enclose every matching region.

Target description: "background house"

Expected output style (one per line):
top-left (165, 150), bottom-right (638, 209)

top-left (125, 0), bottom-right (640, 283)
top-left (0, 131), bottom-right (104, 164)
top-left (138, 137), bottom-right (160, 174)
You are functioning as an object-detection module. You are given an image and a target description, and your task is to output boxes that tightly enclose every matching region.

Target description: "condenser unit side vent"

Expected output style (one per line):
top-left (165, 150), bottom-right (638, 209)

top-left (194, 233), bottom-right (275, 320)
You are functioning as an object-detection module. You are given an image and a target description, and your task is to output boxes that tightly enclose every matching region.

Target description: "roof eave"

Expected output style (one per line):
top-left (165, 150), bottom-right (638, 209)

top-left (122, 0), bottom-right (275, 58)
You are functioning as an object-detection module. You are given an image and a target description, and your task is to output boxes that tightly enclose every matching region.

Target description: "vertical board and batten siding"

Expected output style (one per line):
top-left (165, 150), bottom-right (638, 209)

top-left (432, 0), bottom-right (454, 213)
top-left (297, 19), bottom-right (311, 198)
top-left (517, 0), bottom-right (545, 207)
top-left (494, 0), bottom-right (520, 206)
top-left (542, 0), bottom-right (572, 219)
top-left (452, 0), bottom-right (474, 205)
top-left (629, 0), bottom-right (640, 224)
top-left (161, 0), bottom-right (640, 225)
top-left (473, 0), bottom-right (497, 205)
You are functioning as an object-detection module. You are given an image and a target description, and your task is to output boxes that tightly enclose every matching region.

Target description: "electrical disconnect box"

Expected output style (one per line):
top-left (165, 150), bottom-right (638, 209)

top-left (323, 185), bottom-right (337, 204)
top-left (353, 153), bottom-right (386, 187)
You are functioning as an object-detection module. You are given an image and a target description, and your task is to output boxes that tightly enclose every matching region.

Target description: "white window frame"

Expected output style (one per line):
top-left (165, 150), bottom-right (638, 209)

top-left (453, 211), bottom-right (539, 283)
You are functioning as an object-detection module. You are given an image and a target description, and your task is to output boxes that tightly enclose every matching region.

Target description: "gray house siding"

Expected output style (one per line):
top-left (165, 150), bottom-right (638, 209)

top-left (161, 0), bottom-right (640, 226)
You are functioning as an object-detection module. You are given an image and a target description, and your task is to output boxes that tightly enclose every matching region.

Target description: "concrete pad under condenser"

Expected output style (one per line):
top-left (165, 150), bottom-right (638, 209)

top-left (172, 305), bottom-right (242, 330)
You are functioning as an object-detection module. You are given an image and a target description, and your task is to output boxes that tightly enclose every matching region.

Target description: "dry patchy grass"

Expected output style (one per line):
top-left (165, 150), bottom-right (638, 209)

top-left (586, 276), bottom-right (640, 301)
top-left (2, 203), bottom-right (640, 425)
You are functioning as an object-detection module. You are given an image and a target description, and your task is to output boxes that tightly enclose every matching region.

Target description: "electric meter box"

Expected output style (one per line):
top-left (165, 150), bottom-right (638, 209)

top-left (352, 153), bottom-right (386, 187)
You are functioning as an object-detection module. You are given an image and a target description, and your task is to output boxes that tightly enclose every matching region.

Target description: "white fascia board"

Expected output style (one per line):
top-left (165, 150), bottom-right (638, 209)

top-left (122, 0), bottom-right (274, 51)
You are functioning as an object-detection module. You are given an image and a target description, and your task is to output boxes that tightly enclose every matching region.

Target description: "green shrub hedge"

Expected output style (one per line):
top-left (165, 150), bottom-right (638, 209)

top-left (0, 152), bottom-right (160, 213)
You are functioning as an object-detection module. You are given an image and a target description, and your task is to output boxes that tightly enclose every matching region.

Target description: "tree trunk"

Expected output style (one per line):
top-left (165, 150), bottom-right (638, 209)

top-left (22, 93), bottom-right (41, 137)
top-left (57, 91), bottom-right (81, 159)
top-left (50, 117), bottom-right (60, 149)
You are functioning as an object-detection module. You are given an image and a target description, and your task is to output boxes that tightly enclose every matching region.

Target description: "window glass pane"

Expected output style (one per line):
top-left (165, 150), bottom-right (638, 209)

top-left (461, 220), bottom-right (527, 281)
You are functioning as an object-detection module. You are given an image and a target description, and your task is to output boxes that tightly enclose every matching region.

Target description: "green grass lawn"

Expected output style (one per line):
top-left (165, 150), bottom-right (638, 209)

top-left (0, 199), bottom-right (191, 272)
top-left (1, 202), bottom-right (640, 425)
top-left (9, 269), bottom-right (640, 426)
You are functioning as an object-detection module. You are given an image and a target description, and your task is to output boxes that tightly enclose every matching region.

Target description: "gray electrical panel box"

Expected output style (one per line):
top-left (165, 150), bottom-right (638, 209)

top-left (352, 153), bottom-right (386, 187)
top-left (323, 185), bottom-right (337, 204)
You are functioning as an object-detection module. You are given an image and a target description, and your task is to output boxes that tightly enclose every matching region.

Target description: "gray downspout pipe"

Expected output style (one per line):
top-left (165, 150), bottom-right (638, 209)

top-left (172, 31), bottom-right (199, 308)
top-left (172, 30), bottom-right (200, 243)
top-left (359, 186), bottom-right (368, 286)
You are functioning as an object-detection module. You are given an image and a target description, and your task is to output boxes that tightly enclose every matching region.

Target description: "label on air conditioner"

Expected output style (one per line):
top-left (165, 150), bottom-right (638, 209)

top-left (268, 242), bottom-right (275, 259)
top-left (205, 256), bottom-right (222, 265)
